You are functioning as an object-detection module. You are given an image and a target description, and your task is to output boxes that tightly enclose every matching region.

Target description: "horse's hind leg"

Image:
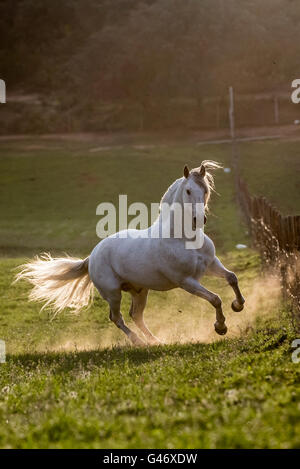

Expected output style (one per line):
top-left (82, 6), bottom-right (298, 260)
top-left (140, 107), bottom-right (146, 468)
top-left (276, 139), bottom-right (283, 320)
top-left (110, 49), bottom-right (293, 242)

top-left (100, 286), bottom-right (146, 346)
top-left (208, 257), bottom-right (245, 312)
top-left (129, 289), bottom-right (161, 345)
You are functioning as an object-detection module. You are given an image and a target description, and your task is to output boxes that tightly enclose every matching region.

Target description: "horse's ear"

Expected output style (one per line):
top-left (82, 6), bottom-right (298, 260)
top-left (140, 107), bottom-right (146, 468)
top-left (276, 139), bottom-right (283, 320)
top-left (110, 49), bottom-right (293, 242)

top-left (199, 164), bottom-right (206, 177)
top-left (183, 165), bottom-right (190, 178)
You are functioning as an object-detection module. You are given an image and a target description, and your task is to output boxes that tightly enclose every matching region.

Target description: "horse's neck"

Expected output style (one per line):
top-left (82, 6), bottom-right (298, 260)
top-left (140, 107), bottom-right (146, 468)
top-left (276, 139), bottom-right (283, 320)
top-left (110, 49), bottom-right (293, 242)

top-left (160, 178), bottom-right (183, 207)
top-left (151, 178), bottom-right (184, 236)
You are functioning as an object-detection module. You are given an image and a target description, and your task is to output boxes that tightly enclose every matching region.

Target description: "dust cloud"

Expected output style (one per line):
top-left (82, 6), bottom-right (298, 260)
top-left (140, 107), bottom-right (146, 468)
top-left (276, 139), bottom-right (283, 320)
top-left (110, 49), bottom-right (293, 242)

top-left (44, 273), bottom-right (281, 352)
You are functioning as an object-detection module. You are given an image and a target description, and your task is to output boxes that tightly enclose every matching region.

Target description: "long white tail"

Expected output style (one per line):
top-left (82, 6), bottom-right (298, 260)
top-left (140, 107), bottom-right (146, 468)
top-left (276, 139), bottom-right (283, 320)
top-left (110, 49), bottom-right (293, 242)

top-left (15, 253), bottom-right (94, 315)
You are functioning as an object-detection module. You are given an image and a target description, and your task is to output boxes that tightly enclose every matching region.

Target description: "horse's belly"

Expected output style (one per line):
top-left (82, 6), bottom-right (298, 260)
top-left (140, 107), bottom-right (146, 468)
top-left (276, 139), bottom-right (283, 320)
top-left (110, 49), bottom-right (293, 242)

top-left (121, 276), bottom-right (175, 292)
top-left (118, 264), bottom-right (176, 291)
top-left (109, 238), bottom-right (177, 290)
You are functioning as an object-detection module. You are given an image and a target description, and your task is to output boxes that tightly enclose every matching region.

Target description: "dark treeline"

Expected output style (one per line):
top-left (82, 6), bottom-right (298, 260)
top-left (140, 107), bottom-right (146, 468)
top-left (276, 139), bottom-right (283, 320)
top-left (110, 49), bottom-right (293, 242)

top-left (1, 0), bottom-right (299, 131)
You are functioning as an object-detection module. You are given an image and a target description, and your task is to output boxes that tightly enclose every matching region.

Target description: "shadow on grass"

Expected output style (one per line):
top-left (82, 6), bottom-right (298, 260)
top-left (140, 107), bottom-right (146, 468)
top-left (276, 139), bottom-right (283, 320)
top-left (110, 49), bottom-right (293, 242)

top-left (5, 322), bottom-right (292, 375)
top-left (6, 340), bottom-right (225, 373)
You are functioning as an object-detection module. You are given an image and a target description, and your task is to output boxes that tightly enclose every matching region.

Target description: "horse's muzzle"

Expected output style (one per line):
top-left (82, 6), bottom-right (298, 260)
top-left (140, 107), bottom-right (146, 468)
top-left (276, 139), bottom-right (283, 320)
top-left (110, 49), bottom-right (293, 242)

top-left (193, 215), bottom-right (207, 230)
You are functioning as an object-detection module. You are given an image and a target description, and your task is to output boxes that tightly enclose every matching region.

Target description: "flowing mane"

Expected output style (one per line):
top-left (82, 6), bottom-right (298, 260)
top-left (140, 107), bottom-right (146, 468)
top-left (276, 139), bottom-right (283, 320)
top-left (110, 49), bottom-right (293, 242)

top-left (160, 160), bottom-right (222, 210)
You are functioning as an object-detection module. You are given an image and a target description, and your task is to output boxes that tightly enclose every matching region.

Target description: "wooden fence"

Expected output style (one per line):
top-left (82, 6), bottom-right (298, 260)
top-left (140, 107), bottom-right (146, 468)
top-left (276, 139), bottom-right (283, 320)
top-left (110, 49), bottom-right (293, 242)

top-left (237, 176), bottom-right (300, 324)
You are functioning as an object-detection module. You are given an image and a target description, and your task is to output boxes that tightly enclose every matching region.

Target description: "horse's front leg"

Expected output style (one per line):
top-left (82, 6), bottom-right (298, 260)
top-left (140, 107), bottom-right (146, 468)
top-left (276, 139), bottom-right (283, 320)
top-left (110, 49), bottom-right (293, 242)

top-left (180, 277), bottom-right (227, 335)
top-left (208, 257), bottom-right (245, 312)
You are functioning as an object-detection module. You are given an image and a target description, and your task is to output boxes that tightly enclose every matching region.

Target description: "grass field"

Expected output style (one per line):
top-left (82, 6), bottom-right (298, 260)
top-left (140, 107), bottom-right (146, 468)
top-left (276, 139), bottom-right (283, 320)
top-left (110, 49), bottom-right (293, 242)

top-left (0, 135), bottom-right (299, 448)
top-left (238, 138), bottom-right (300, 214)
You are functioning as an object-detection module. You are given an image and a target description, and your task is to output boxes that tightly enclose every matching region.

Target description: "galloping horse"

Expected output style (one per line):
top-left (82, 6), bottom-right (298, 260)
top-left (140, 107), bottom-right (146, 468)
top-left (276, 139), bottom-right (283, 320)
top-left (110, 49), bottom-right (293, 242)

top-left (16, 161), bottom-right (245, 346)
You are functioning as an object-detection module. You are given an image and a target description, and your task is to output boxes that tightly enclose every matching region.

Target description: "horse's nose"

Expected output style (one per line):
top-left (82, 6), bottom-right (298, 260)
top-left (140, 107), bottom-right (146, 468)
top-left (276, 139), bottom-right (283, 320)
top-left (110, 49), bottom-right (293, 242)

top-left (193, 215), bottom-right (206, 229)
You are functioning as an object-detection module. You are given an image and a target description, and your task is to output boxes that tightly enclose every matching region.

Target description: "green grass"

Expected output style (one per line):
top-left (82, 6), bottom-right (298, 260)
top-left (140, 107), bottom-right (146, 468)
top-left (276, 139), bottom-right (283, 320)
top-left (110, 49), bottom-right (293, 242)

top-left (1, 322), bottom-right (299, 449)
top-left (0, 135), bottom-right (299, 448)
top-left (1, 137), bottom-right (298, 257)
top-left (238, 139), bottom-right (300, 215)
top-left (0, 138), bottom-right (248, 255)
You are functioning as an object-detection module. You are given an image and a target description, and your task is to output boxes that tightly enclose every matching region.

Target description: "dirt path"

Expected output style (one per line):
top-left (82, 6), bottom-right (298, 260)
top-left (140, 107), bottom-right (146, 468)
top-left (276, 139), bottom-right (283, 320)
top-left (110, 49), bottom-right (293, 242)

top-left (0, 124), bottom-right (299, 147)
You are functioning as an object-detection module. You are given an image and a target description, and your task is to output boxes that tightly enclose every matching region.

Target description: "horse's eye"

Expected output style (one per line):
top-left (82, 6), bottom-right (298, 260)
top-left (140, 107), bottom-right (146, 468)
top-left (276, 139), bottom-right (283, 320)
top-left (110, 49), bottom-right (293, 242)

top-left (186, 189), bottom-right (191, 195)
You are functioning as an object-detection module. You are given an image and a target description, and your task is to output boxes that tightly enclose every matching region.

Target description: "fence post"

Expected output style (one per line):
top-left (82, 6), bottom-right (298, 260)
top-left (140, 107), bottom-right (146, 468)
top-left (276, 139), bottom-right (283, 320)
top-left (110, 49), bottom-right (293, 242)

top-left (229, 86), bottom-right (235, 140)
top-left (228, 86), bottom-right (240, 195)
top-left (274, 96), bottom-right (279, 125)
top-left (216, 97), bottom-right (221, 129)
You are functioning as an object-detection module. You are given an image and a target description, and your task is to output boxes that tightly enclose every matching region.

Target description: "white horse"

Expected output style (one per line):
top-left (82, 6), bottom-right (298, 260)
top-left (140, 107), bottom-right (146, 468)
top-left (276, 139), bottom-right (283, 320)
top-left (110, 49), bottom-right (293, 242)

top-left (16, 161), bottom-right (245, 346)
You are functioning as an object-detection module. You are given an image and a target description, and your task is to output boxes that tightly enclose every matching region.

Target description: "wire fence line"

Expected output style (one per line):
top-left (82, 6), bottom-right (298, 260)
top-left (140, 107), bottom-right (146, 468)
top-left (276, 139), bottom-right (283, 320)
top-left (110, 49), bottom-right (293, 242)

top-left (236, 175), bottom-right (300, 327)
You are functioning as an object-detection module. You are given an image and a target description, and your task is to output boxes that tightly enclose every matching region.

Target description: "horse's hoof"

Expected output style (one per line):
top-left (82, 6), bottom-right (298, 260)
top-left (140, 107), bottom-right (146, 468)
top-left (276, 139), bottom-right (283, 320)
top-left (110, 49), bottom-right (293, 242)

top-left (148, 337), bottom-right (163, 346)
top-left (214, 323), bottom-right (228, 335)
top-left (133, 339), bottom-right (147, 347)
top-left (130, 334), bottom-right (147, 347)
top-left (231, 300), bottom-right (244, 312)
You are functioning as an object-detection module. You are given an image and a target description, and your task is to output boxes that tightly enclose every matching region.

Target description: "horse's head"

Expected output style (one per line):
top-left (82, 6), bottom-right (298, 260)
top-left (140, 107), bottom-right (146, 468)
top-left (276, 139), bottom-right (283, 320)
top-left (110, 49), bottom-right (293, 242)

top-left (181, 161), bottom-right (222, 229)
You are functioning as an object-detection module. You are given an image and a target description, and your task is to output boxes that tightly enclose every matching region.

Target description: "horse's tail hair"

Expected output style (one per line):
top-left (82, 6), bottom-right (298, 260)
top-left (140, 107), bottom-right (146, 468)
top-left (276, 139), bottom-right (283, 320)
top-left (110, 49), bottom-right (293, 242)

top-left (14, 253), bottom-right (93, 316)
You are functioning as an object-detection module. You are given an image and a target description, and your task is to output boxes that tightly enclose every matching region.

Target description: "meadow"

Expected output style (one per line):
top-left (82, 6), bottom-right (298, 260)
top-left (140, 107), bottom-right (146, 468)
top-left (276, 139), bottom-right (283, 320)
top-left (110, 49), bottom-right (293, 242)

top-left (0, 135), bottom-right (299, 448)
